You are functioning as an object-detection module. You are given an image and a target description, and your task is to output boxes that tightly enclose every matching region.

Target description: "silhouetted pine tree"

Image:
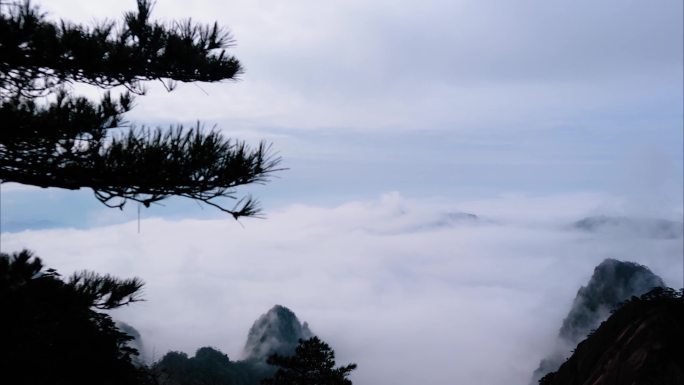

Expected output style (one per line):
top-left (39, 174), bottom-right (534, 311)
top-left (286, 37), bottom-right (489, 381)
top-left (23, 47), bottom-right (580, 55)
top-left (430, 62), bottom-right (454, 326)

top-left (0, 0), bottom-right (281, 218)
top-left (0, 250), bottom-right (155, 385)
top-left (262, 337), bottom-right (357, 385)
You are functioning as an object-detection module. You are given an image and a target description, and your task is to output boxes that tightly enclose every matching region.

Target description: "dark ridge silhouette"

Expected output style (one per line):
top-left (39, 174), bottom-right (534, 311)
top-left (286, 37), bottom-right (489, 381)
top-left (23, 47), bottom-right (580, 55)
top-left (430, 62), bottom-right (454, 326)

top-left (154, 346), bottom-right (272, 385)
top-left (539, 287), bottom-right (684, 385)
top-left (573, 215), bottom-right (683, 239)
top-left (243, 305), bottom-right (314, 361)
top-left (531, 259), bottom-right (665, 384)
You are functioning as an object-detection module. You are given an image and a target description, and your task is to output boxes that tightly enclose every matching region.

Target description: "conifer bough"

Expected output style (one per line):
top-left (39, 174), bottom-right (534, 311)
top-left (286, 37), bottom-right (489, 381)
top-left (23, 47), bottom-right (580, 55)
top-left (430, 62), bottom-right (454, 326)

top-left (0, 0), bottom-right (282, 218)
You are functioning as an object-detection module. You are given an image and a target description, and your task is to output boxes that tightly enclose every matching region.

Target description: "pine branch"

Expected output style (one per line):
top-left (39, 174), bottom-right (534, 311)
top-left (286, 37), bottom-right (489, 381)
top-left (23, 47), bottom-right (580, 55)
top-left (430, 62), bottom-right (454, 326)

top-left (0, 1), bottom-right (284, 219)
top-left (0, 119), bottom-right (282, 217)
top-left (0, 0), bottom-right (242, 98)
top-left (68, 270), bottom-right (145, 310)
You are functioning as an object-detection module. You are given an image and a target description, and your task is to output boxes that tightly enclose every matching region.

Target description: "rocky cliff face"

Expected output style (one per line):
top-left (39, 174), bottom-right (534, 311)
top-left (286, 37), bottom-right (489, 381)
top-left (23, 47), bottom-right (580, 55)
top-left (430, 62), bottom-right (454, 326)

top-left (531, 259), bottom-right (665, 383)
top-left (558, 259), bottom-right (665, 343)
top-left (242, 305), bottom-right (313, 361)
top-left (539, 288), bottom-right (684, 385)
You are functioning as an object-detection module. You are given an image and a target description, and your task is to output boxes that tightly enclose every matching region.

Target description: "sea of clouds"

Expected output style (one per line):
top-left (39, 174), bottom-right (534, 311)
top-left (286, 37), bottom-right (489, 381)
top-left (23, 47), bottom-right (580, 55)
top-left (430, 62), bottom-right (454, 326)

top-left (2, 192), bottom-right (682, 385)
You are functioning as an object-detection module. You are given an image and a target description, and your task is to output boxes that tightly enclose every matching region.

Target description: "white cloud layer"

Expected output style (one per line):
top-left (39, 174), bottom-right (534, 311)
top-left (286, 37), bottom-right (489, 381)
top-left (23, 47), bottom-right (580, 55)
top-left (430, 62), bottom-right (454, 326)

top-left (2, 193), bottom-right (681, 385)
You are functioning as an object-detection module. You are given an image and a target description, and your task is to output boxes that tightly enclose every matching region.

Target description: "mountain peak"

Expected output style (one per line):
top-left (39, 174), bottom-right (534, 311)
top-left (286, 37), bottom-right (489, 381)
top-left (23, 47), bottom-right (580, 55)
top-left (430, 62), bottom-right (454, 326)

top-left (559, 259), bottom-right (665, 342)
top-left (242, 305), bottom-right (313, 361)
top-left (531, 259), bottom-right (665, 384)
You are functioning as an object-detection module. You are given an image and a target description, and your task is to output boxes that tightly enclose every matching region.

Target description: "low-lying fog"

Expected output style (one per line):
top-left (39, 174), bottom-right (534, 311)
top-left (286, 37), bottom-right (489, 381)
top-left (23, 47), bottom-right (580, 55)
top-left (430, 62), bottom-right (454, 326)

top-left (2, 192), bottom-right (682, 385)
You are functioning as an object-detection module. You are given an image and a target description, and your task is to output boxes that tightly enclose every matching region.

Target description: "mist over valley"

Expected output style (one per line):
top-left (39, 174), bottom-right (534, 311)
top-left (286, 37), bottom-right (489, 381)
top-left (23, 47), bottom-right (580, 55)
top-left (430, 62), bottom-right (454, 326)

top-left (3, 193), bottom-right (681, 385)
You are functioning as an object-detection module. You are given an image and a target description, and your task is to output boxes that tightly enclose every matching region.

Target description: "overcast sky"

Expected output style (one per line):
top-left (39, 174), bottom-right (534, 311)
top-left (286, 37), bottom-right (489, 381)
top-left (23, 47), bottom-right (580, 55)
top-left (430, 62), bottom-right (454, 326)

top-left (1, 1), bottom-right (683, 384)
top-left (2, 0), bottom-right (683, 227)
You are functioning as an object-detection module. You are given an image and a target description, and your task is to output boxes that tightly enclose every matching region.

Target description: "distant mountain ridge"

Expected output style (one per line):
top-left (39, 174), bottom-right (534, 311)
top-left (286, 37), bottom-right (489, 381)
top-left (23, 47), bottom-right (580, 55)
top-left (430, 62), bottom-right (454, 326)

top-left (421, 211), bottom-right (479, 228)
top-left (375, 210), bottom-right (483, 235)
top-left (531, 259), bottom-right (665, 384)
top-left (573, 215), bottom-right (683, 239)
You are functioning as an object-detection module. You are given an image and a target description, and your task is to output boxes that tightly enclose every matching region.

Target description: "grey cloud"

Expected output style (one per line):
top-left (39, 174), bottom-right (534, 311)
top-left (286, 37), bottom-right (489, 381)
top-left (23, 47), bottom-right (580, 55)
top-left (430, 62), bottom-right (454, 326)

top-left (37, 0), bottom-right (682, 131)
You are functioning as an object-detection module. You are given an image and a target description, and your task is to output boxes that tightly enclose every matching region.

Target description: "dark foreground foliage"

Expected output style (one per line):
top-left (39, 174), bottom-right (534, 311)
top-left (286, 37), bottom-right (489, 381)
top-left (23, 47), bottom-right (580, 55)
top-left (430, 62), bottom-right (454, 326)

top-left (0, 250), bottom-right (155, 385)
top-left (263, 337), bottom-right (357, 385)
top-left (154, 347), bottom-right (272, 385)
top-left (153, 337), bottom-right (356, 385)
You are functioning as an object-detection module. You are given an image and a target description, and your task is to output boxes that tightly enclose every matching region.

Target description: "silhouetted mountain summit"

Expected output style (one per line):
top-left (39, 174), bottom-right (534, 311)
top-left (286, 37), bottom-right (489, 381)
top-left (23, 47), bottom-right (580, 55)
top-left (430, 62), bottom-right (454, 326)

top-left (539, 288), bottom-right (684, 385)
top-left (155, 305), bottom-right (315, 385)
top-left (242, 305), bottom-right (313, 361)
top-left (531, 259), bottom-right (665, 384)
top-left (573, 215), bottom-right (683, 239)
top-left (559, 259), bottom-right (665, 342)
